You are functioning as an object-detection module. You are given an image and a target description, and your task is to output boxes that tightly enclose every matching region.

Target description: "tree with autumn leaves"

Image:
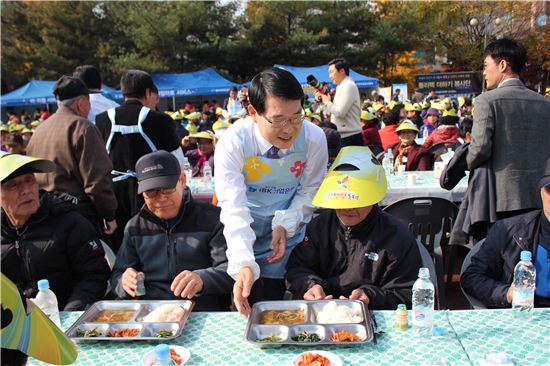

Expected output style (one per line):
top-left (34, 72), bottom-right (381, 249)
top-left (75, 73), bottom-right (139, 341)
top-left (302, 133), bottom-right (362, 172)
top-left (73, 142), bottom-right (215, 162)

top-left (1, 1), bottom-right (548, 94)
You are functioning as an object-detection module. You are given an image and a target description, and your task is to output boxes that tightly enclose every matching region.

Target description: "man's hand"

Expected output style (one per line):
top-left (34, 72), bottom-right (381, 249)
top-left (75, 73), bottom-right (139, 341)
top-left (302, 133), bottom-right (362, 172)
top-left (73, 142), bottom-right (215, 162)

top-left (315, 91), bottom-right (331, 104)
top-left (233, 267), bottom-right (255, 317)
top-left (506, 284), bottom-right (515, 304)
top-left (181, 135), bottom-right (190, 148)
top-left (104, 219), bottom-right (117, 235)
top-left (267, 225), bottom-right (286, 264)
top-left (171, 270), bottom-right (204, 299)
top-left (304, 284), bottom-right (333, 300)
top-left (342, 288), bottom-right (370, 305)
top-left (121, 268), bottom-right (140, 297)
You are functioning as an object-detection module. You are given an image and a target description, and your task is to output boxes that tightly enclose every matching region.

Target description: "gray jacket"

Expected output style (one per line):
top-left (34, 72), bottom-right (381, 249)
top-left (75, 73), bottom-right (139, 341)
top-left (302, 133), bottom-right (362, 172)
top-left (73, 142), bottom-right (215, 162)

top-left (110, 191), bottom-right (234, 311)
top-left (467, 79), bottom-right (550, 212)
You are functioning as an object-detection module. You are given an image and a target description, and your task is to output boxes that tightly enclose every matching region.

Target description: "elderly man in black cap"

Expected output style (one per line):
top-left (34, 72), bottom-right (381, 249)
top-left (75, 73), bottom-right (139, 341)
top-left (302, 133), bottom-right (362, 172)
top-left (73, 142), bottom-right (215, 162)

top-left (0, 154), bottom-right (111, 310)
top-left (26, 75), bottom-right (117, 236)
top-left (110, 150), bottom-right (233, 311)
top-left (96, 70), bottom-right (183, 250)
top-left (461, 157), bottom-right (550, 308)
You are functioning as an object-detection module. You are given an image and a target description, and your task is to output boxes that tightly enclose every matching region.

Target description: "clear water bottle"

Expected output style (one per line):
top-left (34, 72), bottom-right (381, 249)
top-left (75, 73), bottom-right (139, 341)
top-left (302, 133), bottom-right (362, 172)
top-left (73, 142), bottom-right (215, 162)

top-left (512, 251), bottom-right (536, 319)
top-left (423, 127), bottom-right (429, 139)
top-left (182, 157), bottom-right (193, 182)
top-left (203, 161), bottom-right (213, 183)
top-left (154, 344), bottom-right (174, 366)
top-left (412, 267), bottom-right (434, 338)
top-left (32, 279), bottom-right (61, 328)
top-left (387, 148), bottom-right (394, 173)
top-left (382, 152), bottom-right (392, 177)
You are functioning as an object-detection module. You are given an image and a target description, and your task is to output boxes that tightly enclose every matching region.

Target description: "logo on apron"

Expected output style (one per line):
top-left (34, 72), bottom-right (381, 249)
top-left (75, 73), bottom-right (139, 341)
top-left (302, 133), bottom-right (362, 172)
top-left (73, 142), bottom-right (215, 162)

top-left (290, 161), bottom-right (305, 177)
top-left (243, 156), bottom-right (270, 181)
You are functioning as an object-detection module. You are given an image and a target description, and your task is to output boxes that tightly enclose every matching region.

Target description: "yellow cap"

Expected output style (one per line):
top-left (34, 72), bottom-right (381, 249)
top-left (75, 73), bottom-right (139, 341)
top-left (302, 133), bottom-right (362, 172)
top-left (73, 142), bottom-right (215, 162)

top-left (388, 100), bottom-right (397, 110)
top-left (186, 112), bottom-right (201, 121)
top-left (22, 128), bottom-right (33, 134)
top-left (186, 122), bottom-right (199, 134)
top-left (14, 124), bottom-right (25, 132)
top-left (170, 110), bottom-right (184, 120)
top-left (395, 119), bottom-right (419, 133)
top-left (30, 120), bottom-right (41, 127)
top-left (360, 110), bottom-right (376, 121)
top-left (442, 108), bottom-right (458, 117)
top-left (212, 120), bottom-right (232, 131)
top-left (215, 107), bottom-right (225, 116)
top-left (372, 103), bottom-right (384, 112)
top-left (304, 109), bottom-right (314, 118)
top-left (312, 146), bottom-right (387, 209)
top-left (404, 102), bottom-right (415, 111)
top-left (458, 97), bottom-right (466, 108)
top-left (0, 154), bottom-right (56, 183)
top-left (420, 100), bottom-right (431, 109)
top-left (190, 131), bottom-right (214, 140)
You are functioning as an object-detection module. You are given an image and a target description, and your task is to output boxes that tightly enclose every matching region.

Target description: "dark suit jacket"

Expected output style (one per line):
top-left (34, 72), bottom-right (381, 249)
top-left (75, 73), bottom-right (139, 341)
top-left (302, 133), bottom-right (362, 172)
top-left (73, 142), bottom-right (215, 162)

top-left (467, 79), bottom-right (550, 212)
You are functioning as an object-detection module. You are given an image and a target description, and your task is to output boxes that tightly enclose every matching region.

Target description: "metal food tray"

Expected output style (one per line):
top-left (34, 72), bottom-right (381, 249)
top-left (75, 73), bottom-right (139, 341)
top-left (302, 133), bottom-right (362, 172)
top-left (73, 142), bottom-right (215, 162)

top-left (245, 299), bottom-right (373, 346)
top-left (66, 300), bottom-right (194, 341)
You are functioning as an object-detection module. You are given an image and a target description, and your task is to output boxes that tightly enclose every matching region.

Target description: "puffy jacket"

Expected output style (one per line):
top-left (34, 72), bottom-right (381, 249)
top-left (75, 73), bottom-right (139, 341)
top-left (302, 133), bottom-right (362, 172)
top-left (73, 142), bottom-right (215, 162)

top-left (1, 191), bottom-right (110, 310)
top-left (461, 210), bottom-right (550, 308)
top-left (423, 126), bottom-right (459, 149)
top-left (110, 190), bottom-right (234, 311)
top-left (286, 206), bottom-right (422, 310)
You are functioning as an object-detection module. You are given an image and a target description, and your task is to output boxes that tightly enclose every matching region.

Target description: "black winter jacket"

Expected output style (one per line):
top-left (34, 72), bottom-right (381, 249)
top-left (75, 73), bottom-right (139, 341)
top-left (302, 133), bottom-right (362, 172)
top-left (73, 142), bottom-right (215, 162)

top-left (110, 191), bottom-right (234, 311)
top-left (286, 206), bottom-right (422, 310)
top-left (461, 209), bottom-right (550, 308)
top-left (1, 191), bottom-right (110, 310)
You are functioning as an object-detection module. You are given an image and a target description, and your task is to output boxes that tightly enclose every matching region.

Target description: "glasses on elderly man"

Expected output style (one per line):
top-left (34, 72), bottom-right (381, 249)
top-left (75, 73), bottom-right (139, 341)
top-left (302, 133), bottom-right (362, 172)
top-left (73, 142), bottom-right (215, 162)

top-left (260, 113), bottom-right (303, 128)
top-left (143, 187), bottom-right (177, 199)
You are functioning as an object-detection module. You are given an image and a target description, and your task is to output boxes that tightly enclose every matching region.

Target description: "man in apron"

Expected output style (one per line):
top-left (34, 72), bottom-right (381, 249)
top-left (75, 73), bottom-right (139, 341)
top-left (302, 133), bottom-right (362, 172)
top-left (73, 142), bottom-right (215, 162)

top-left (214, 68), bottom-right (328, 316)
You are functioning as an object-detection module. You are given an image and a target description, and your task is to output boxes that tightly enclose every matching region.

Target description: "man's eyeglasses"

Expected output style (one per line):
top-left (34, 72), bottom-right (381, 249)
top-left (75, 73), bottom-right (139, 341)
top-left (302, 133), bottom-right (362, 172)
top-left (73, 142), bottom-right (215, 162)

top-left (261, 113), bottom-right (303, 128)
top-left (143, 187), bottom-right (176, 199)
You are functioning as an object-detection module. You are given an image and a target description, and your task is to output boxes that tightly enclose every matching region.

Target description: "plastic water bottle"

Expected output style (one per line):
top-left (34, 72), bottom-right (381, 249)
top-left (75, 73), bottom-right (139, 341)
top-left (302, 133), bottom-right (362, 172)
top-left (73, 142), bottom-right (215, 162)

top-left (382, 153), bottom-right (392, 177)
top-left (412, 267), bottom-right (434, 338)
top-left (154, 344), bottom-right (174, 366)
top-left (203, 161), bottom-right (213, 183)
top-left (32, 279), bottom-right (61, 328)
top-left (182, 157), bottom-right (193, 182)
top-left (512, 251), bottom-right (536, 319)
top-left (423, 127), bottom-right (429, 139)
top-left (387, 148), bottom-right (394, 173)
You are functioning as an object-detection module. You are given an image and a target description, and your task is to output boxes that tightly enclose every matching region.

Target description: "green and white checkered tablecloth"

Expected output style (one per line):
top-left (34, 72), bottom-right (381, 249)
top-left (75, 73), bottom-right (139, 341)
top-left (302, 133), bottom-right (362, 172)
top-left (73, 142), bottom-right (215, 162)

top-left (445, 309), bottom-right (550, 366)
top-left (27, 310), bottom-right (477, 366)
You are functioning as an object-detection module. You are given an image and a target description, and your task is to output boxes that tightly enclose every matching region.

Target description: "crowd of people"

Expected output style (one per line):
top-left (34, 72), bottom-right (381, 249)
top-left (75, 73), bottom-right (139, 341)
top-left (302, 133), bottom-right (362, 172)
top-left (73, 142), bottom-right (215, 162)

top-left (1, 38), bottom-right (550, 339)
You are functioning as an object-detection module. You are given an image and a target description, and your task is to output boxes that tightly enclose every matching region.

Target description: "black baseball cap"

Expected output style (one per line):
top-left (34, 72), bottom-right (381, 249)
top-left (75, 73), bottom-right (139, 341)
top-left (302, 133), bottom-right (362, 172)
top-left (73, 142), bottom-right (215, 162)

top-left (53, 75), bottom-right (89, 101)
top-left (539, 158), bottom-right (550, 189)
top-left (135, 150), bottom-right (181, 194)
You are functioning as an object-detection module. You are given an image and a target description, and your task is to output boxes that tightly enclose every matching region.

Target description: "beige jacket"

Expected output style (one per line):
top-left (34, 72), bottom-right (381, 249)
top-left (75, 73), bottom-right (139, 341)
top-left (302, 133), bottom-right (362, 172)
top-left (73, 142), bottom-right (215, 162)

top-left (326, 76), bottom-right (362, 138)
top-left (26, 105), bottom-right (117, 221)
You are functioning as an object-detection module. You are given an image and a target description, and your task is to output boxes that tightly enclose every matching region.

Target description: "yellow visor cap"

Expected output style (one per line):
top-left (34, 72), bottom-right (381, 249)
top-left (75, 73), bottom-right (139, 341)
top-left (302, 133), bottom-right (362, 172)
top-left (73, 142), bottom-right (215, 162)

top-left (312, 146), bottom-right (387, 209)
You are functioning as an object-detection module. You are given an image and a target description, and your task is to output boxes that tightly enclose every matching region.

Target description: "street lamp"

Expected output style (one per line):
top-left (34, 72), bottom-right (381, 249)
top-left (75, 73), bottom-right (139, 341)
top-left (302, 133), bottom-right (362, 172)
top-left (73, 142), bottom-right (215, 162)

top-left (470, 16), bottom-right (503, 91)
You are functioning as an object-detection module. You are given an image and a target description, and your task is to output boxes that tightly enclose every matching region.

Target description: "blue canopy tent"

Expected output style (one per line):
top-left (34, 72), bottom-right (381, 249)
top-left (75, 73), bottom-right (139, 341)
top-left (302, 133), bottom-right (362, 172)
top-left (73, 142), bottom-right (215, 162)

top-left (153, 68), bottom-right (239, 97)
top-left (1, 80), bottom-right (119, 107)
top-left (273, 64), bottom-right (379, 89)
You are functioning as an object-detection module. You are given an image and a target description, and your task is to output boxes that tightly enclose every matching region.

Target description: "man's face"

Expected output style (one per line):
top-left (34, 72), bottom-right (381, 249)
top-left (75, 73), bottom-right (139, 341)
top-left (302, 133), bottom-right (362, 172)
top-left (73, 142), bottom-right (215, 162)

top-left (542, 186), bottom-right (550, 222)
top-left (229, 89), bottom-right (237, 99)
top-left (398, 130), bottom-right (416, 146)
top-left (335, 206), bottom-right (373, 227)
top-left (197, 138), bottom-right (214, 155)
top-left (143, 176), bottom-right (185, 220)
top-left (1, 173), bottom-right (40, 223)
top-left (483, 55), bottom-right (506, 90)
top-left (250, 96), bottom-right (302, 150)
top-left (407, 110), bottom-right (416, 118)
top-left (328, 64), bottom-right (346, 85)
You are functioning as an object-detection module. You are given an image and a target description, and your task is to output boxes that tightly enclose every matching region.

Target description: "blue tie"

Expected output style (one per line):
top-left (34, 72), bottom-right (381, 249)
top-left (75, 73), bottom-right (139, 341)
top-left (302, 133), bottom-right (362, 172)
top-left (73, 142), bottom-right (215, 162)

top-left (266, 146), bottom-right (280, 159)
